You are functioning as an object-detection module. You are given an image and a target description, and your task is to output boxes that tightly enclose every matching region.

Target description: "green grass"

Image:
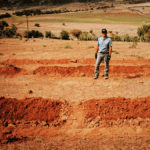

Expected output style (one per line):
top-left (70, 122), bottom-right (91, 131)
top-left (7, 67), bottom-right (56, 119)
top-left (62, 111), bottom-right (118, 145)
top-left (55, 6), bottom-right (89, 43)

top-left (64, 44), bottom-right (72, 49)
top-left (43, 45), bottom-right (46, 47)
top-left (11, 12), bottom-right (150, 25)
top-left (112, 50), bottom-right (119, 54)
top-left (131, 54), bottom-right (144, 59)
top-left (88, 45), bottom-right (94, 48)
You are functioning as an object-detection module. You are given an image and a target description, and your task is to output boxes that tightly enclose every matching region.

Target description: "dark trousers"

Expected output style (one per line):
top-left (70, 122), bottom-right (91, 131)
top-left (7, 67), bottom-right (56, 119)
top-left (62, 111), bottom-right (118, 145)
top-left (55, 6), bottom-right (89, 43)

top-left (94, 53), bottom-right (109, 77)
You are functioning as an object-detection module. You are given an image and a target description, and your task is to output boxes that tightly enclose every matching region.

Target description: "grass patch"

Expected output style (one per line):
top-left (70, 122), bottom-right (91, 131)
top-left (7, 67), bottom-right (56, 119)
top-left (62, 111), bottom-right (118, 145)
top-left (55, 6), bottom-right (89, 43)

top-left (43, 45), bottom-right (46, 47)
top-left (21, 12), bottom-right (150, 25)
top-left (88, 45), bottom-right (94, 48)
top-left (131, 54), bottom-right (144, 59)
top-left (112, 50), bottom-right (119, 54)
top-left (64, 44), bottom-right (72, 49)
top-left (129, 42), bottom-right (138, 48)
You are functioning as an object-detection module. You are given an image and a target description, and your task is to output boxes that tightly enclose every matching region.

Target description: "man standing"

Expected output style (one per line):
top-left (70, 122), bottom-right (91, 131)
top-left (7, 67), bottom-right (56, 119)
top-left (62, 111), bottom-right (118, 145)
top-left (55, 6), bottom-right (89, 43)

top-left (93, 29), bottom-right (112, 80)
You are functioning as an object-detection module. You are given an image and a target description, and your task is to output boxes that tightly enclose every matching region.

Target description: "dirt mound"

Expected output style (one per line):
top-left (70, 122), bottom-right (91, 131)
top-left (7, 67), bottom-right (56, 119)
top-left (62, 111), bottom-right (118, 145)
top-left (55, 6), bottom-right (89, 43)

top-left (0, 59), bottom-right (71, 65)
top-left (33, 65), bottom-right (150, 78)
top-left (0, 66), bottom-right (22, 77)
top-left (83, 97), bottom-right (150, 120)
top-left (0, 66), bottom-right (28, 77)
top-left (0, 97), bottom-right (63, 124)
top-left (1, 59), bottom-right (150, 65)
top-left (1, 65), bottom-right (150, 78)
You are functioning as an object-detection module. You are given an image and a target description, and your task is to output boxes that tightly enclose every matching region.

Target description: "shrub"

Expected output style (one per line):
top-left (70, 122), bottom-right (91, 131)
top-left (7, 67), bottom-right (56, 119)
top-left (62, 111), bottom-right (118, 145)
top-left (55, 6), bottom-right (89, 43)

top-left (110, 36), bottom-right (115, 41)
top-left (137, 25), bottom-right (150, 38)
top-left (129, 42), bottom-right (138, 48)
top-left (69, 29), bottom-right (82, 39)
top-left (0, 13), bottom-right (11, 19)
top-left (35, 23), bottom-right (40, 27)
top-left (110, 35), bottom-right (121, 41)
top-left (62, 23), bottom-right (65, 26)
top-left (141, 35), bottom-right (146, 42)
top-left (137, 27), bottom-right (144, 37)
top-left (114, 35), bottom-right (121, 41)
top-left (79, 32), bottom-right (92, 41)
top-left (24, 30), bottom-right (43, 38)
top-left (16, 33), bottom-right (22, 37)
top-left (133, 36), bottom-right (139, 42)
top-left (89, 30), bottom-right (93, 33)
top-left (64, 44), bottom-right (72, 49)
top-left (1, 24), bottom-right (17, 38)
top-left (0, 21), bottom-right (9, 27)
top-left (60, 30), bottom-right (69, 40)
top-left (125, 34), bottom-right (131, 42)
top-left (0, 23), bottom-right (4, 30)
top-left (45, 31), bottom-right (52, 38)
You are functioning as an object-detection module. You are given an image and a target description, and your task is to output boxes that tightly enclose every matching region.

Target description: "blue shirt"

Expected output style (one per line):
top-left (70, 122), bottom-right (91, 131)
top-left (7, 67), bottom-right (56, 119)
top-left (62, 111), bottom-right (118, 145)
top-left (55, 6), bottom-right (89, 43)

top-left (97, 36), bottom-right (112, 53)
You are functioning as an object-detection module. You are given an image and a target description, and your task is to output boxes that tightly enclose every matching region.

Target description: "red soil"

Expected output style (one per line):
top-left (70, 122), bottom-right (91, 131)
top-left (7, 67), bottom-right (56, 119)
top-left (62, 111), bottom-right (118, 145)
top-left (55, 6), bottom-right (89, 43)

top-left (1, 65), bottom-right (150, 78)
top-left (83, 97), bottom-right (150, 120)
top-left (1, 59), bottom-right (150, 65)
top-left (0, 97), bottom-right (63, 124)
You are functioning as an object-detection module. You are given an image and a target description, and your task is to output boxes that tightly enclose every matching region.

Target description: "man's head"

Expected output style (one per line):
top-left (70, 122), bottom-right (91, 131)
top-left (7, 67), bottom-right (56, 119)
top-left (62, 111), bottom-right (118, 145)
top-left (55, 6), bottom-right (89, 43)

top-left (102, 29), bottom-right (107, 38)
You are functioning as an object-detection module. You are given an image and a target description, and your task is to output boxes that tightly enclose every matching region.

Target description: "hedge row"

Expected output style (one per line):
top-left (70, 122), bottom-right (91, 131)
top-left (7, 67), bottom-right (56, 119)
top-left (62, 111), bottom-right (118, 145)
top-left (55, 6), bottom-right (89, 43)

top-left (13, 8), bottom-right (89, 16)
top-left (0, 13), bottom-right (11, 19)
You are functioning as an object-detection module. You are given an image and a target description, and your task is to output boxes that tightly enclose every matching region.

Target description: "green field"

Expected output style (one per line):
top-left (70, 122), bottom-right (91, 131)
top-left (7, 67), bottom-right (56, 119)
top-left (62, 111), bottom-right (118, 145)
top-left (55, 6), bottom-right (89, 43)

top-left (12, 12), bottom-right (150, 25)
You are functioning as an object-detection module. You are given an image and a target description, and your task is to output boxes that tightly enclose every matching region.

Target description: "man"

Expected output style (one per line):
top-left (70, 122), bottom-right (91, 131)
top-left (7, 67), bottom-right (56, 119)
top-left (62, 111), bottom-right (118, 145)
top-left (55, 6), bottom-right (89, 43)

top-left (93, 29), bottom-right (112, 80)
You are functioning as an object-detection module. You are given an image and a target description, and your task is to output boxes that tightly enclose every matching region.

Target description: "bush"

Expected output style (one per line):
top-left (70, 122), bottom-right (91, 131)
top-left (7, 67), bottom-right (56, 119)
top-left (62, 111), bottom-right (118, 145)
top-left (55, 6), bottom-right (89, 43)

top-left (114, 35), bottom-right (121, 41)
top-left (0, 21), bottom-right (9, 27)
top-left (35, 23), bottom-right (40, 27)
top-left (89, 30), bottom-right (93, 33)
top-left (110, 36), bottom-right (115, 41)
top-left (60, 30), bottom-right (69, 40)
top-left (69, 29), bottom-right (82, 39)
top-left (141, 35), bottom-right (146, 42)
top-left (137, 25), bottom-right (150, 38)
top-left (0, 23), bottom-right (4, 30)
top-left (125, 34), bottom-right (131, 42)
top-left (0, 24), bottom-right (17, 38)
top-left (79, 32), bottom-right (92, 41)
top-left (64, 44), bottom-right (72, 49)
top-left (24, 30), bottom-right (43, 38)
top-left (137, 27), bottom-right (144, 37)
top-left (133, 36), bottom-right (139, 42)
top-left (45, 31), bottom-right (52, 38)
top-left (0, 13), bottom-right (11, 19)
top-left (110, 35), bottom-right (121, 41)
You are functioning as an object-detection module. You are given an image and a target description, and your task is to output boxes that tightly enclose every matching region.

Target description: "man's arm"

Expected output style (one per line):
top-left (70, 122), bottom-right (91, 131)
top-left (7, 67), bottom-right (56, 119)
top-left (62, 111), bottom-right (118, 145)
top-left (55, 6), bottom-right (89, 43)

top-left (109, 46), bottom-right (112, 56)
top-left (95, 45), bottom-right (99, 59)
top-left (95, 45), bottom-right (99, 53)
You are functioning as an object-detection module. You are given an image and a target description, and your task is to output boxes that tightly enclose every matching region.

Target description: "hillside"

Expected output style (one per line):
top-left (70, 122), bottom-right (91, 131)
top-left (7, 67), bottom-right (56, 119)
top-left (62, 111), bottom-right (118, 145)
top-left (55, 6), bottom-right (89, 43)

top-left (1, 0), bottom-right (150, 8)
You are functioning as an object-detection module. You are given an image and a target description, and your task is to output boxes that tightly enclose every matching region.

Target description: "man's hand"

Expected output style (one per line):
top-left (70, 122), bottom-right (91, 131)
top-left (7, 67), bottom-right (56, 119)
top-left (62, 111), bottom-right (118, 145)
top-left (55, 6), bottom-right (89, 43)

top-left (95, 53), bottom-right (97, 59)
top-left (108, 56), bottom-right (111, 61)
